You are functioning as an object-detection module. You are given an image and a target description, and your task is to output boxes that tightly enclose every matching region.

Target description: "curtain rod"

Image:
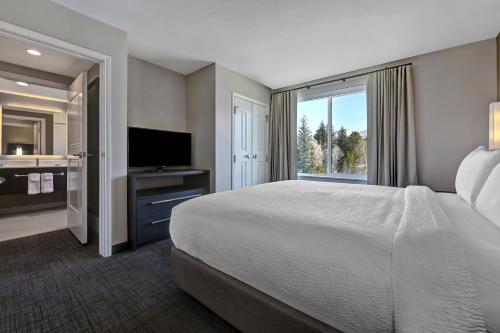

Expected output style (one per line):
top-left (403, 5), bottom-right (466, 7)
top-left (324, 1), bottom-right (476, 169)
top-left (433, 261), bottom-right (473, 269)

top-left (271, 62), bottom-right (413, 96)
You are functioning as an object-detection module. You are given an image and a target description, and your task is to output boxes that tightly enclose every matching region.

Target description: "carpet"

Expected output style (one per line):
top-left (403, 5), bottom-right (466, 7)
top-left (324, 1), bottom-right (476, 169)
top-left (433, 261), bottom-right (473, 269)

top-left (0, 229), bottom-right (237, 332)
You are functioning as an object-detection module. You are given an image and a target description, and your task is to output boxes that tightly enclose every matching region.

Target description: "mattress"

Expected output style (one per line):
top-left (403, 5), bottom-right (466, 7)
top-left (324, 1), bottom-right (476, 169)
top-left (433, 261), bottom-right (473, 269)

top-left (437, 193), bottom-right (500, 333)
top-left (170, 181), bottom-right (487, 333)
top-left (171, 181), bottom-right (404, 332)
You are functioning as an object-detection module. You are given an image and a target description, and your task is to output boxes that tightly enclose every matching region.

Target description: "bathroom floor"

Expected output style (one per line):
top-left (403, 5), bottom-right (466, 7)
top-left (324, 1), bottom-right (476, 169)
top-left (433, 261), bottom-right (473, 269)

top-left (0, 208), bottom-right (67, 242)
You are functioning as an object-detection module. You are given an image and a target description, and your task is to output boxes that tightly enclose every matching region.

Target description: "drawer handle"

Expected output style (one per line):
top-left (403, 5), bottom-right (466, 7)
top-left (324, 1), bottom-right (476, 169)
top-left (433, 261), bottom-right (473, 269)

top-left (149, 194), bottom-right (201, 205)
top-left (149, 218), bottom-right (170, 225)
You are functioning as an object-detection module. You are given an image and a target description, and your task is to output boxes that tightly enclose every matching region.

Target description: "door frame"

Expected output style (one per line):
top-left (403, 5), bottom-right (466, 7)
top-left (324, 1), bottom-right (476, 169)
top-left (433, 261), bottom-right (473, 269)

top-left (231, 92), bottom-right (269, 190)
top-left (0, 20), bottom-right (113, 257)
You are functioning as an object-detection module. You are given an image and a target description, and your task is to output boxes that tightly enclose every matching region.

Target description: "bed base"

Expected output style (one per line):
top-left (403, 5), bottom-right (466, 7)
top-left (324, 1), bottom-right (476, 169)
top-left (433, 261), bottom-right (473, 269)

top-left (171, 246), bottom-right (342, 333)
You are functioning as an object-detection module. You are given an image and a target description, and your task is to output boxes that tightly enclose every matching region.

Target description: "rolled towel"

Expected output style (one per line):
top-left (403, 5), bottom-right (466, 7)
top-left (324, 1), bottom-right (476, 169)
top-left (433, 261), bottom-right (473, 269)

top-left (41, 173), bottom-right (54, 193)
top-left (28, 173), bottom-right (40, 195)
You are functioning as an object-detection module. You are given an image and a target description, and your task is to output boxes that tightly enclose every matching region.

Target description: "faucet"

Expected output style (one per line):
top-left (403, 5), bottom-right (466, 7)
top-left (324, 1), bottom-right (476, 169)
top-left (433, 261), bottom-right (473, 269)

top-left (36, 158), bottom-right (39, 166)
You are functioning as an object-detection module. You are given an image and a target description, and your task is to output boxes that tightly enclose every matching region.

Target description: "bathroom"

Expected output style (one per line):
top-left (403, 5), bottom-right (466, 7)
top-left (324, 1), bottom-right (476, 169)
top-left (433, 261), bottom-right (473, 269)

top-left (0, 33), bottom-right (100, 246)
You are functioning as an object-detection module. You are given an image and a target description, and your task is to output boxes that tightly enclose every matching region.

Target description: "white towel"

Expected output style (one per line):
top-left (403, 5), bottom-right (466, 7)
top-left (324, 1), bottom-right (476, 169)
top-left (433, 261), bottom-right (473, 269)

top-left (41, 173), bottom-right (54, 193)
top-left (28, 173), bottom-right (40, 195)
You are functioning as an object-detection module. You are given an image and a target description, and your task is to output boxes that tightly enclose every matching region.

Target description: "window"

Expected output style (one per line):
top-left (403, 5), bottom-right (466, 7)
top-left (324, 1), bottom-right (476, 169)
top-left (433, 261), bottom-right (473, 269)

top-left (297, 85), bottom-right (367, 181)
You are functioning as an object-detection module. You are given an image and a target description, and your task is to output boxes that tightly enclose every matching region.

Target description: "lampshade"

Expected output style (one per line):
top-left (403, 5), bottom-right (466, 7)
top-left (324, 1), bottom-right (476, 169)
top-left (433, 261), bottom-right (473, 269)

top-left (491, 102), bottom-right (500, 150)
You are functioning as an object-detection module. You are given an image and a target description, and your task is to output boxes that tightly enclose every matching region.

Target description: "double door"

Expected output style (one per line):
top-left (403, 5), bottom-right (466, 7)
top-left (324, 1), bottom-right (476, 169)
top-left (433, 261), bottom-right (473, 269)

top-left (233, 96), bottom-right (269, 189)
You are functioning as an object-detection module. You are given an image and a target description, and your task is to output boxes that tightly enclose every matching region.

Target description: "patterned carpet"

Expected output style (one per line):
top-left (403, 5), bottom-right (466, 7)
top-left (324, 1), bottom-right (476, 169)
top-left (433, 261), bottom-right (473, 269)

top-left (0, 230), bottom-right (237, 332)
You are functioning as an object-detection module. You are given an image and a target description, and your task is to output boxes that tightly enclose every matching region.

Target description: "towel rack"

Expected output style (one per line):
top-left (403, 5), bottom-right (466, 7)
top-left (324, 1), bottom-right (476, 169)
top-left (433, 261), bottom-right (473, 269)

top-left (14, 172), bottom-right (65, 177)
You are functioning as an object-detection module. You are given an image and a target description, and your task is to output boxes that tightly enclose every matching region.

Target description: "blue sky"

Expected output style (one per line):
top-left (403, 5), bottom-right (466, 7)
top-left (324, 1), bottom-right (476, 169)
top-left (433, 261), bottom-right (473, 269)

top-left (297, 92), bottom-right (367, 134)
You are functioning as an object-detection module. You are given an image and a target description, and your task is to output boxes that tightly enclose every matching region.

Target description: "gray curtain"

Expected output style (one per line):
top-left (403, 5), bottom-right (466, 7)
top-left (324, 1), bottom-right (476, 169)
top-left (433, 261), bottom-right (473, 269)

top-left (269, 91), bottom-right (297, 181)
top-left (367, 65), bottom-right (418, 187)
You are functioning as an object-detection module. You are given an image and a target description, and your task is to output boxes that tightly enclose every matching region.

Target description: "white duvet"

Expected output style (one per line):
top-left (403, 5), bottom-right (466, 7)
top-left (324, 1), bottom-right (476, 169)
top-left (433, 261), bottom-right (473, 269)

top-left (170, 180), bottom-right (486, 333)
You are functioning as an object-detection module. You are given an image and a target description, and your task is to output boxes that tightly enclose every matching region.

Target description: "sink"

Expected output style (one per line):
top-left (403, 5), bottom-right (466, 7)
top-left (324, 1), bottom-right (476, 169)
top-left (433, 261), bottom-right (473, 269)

top-left (0, 160), bottom-right (37, 168)
top-left (38, 160), bottom-right (68, 167)
top-left (0, 159), bottom-right (68, 168)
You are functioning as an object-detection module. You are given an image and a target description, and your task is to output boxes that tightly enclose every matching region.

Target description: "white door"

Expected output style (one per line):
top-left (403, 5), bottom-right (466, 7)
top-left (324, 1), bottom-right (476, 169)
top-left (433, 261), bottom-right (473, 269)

top-left (232, 95), bottom-right (269, 189)
top-left (252, 103), bottom-right (268, 185)
top-left (67, 73), bottom-right (88, 244)
top-left (233, 97), bottom-right (253, 189)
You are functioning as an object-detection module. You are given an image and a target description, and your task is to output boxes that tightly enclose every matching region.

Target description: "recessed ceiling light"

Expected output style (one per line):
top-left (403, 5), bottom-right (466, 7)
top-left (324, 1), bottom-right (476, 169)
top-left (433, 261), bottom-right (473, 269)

top-left (27, 49), bottom-right (42, 56)
top-left (16, 81), bottom-right (29, 87)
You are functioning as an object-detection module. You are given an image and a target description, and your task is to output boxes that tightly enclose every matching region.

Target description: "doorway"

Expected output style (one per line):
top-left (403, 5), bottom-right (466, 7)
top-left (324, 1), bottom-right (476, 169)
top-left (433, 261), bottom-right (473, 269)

top-left (0, 20), bottom-right (112, 256)
top-left (232, 93), bottom-right (269, 189)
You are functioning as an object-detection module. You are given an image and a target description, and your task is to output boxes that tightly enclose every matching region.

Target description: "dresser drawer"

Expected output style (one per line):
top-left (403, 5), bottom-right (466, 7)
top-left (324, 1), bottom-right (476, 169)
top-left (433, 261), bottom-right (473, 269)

top-left (138, 188), bottom-right (202, 205)
top-left (135, 188), bottom-right (203, 244)
top-left (136, 213), bottom-right (171, 244)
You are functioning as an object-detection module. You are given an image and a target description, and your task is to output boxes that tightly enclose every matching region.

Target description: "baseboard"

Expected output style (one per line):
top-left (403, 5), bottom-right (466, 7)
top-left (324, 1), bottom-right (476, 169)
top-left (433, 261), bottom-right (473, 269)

top-left (112, 241), bottom-right (129, 255)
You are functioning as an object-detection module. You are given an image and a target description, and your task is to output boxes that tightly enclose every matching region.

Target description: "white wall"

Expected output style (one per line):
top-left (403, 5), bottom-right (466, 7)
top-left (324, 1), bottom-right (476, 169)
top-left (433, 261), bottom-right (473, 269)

top-left (497, 34), bottom-right (500, 100)
top-left (186, 64), bottom-right (216, 191)
top-left (0, 93), bottom-right (67, 113)
top-left (409, 39), bottom-right (497, 191)
top-left (215, 64), bottom-right (271, 192)
top-left (0, 0), bottom-right (129, 245)
top-left (128, 56), bottom-right (186, 132)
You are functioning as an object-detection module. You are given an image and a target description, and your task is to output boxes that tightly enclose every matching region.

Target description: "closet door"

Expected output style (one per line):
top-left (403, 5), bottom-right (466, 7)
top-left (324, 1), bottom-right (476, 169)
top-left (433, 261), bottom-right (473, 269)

top-left (251, 103), bottom-right (268, 185)
top-left (233, 95), bottom-right (269, 190)
top-left (233, 97), bottom-right (253, 189)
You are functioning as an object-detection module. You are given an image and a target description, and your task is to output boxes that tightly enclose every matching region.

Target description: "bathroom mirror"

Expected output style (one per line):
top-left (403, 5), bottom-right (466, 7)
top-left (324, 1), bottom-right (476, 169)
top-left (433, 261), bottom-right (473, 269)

top-left (0, 107), bottom-right (67, 156)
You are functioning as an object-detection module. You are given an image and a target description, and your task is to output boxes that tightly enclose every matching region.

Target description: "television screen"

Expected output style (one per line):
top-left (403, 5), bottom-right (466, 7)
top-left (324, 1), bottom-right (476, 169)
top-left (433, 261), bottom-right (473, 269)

top-left (128, 127), bottom-right (191, 168)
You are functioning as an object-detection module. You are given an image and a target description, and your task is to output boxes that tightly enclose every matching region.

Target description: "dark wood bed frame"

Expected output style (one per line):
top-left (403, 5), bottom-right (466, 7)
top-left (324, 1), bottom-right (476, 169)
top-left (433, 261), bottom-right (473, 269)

top-left (171, 246), bottom-right (342, 333)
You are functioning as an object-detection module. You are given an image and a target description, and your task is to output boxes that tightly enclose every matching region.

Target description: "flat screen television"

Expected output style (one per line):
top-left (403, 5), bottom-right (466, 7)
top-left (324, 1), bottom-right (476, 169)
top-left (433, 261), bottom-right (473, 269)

top-left (128, 127), bottom-right (191, 168)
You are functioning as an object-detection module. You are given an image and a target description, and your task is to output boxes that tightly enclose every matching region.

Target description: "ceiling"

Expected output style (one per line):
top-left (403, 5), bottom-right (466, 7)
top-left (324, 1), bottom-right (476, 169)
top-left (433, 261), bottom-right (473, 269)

top-left (52, 0), bottom-right (500, 89)
top-left (0, 34), bottom-right (96, 78)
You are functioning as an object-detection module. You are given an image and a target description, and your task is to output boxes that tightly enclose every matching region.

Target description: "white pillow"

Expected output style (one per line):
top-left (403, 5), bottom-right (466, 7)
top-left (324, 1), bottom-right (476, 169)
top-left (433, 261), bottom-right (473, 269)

top-left (455, 146), bottom-right (500, 204)
top-left (476, 163), bottom-right (500, 227)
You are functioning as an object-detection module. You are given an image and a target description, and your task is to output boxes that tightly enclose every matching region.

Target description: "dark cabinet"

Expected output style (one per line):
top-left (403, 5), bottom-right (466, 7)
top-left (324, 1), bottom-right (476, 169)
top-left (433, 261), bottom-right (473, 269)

top-left (0, 167), bottom-right (67, 215)
top-left (128, 169), bottom-right (209, 250)
top-left (135, 187), bottom-right (202, 244)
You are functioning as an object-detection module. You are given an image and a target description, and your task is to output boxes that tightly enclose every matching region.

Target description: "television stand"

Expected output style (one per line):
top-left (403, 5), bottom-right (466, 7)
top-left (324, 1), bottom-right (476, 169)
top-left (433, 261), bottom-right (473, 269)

top-left (127, 169), bottom-right (210, 250)
top-left (154, 166), bottom-right (171, 172)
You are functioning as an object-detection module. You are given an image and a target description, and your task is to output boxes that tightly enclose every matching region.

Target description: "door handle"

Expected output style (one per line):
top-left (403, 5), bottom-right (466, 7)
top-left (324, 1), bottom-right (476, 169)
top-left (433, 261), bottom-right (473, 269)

top-left (149, 218), bottom-right (170, 225)
top-left (245, 154), bottom-right (253, 159)
top-left (149, 194), bottom-right (201, 205)
top-left (253, 154), bottom-right (257, 159)
top-left (72, 152), bottom-right (90, 158)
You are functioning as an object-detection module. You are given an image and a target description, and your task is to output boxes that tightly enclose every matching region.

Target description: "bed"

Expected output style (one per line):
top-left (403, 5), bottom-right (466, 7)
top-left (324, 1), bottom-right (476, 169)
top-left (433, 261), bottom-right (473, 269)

top-left (170, 148), bottom-right (500, 333)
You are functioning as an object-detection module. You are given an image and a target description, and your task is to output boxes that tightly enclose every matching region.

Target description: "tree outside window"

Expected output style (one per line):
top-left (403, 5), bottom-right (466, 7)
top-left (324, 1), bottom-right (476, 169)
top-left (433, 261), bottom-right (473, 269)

top-left (296, 89), bottom-right (367, 179)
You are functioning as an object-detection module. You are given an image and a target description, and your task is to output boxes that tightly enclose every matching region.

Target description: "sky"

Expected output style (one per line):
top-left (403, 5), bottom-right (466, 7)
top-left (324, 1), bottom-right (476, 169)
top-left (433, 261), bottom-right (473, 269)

top-left (297, 91), bottom-right (367, 134)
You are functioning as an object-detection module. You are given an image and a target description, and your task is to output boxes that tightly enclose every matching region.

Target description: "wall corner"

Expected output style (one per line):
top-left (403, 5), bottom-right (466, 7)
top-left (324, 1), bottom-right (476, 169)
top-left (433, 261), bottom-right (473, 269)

top-left (497, 33), bottom-right (500, 100)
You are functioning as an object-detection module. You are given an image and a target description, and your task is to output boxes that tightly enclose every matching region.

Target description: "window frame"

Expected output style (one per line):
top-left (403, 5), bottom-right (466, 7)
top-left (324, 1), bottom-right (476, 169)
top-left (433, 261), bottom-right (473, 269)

top-left (297, 79), bottom-right (367, 182)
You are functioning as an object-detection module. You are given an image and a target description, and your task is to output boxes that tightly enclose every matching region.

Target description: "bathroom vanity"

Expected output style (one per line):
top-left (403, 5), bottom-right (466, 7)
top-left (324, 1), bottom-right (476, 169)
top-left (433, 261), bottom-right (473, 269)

top-left (0, 161), bottom-right (67, 216)
top-left (0, 100), bottom-right (70, 216)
